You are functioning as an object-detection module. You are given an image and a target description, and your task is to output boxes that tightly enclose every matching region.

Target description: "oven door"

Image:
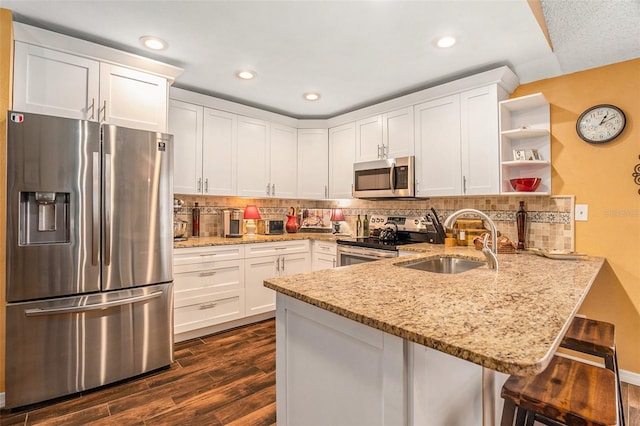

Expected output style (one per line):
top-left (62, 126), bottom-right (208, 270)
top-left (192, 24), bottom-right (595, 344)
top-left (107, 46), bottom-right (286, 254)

top-left (337, 245), bottom-right (398, 266)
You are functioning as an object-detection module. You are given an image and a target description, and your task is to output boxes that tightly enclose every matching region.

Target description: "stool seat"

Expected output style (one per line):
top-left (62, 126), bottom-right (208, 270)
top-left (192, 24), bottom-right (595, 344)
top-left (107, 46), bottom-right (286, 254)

top-left (501, 356), bottom-right (617, 426)
top-left (561, 316), bottom-right (615, 359)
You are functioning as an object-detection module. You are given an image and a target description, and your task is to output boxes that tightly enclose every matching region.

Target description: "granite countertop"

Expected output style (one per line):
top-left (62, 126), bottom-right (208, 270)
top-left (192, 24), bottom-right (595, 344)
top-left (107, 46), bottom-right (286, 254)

top-left (174, 232), bottom-right (348, 248)
top-left (263, 246), bottom-right (605, 376)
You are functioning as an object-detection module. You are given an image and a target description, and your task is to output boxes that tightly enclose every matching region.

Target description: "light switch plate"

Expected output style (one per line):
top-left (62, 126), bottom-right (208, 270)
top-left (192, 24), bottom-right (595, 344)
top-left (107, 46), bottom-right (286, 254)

top-left (575, 204), bottom-right (589, 221)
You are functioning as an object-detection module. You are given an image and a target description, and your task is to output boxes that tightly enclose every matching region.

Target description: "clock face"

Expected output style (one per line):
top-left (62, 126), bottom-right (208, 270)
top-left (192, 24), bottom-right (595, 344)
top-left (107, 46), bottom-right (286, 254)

top-left (576, 104), bottom-right (626, 144)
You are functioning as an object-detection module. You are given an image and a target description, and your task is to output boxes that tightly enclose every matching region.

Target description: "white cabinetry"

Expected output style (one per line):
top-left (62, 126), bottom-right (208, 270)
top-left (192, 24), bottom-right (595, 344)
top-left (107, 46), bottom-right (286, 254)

top-left (14, 41), bottom-right (168, 132)
top-left (168, 101), bottom-right (237, 195)
top-left (297, 129), bottom-right (329, 199)
top-left (415, 85), bottom-right (504, 196)
top-left (355, 107), bottom-right (414, 162)
top-left (173, 246), bottom-right (245, 341)
top-left (237, 116), bottom-right (271, 197)
top-left (244, 241), bottom-right (310, 316)
top-left (328, 122), bottom-right (356, 199)
top-left (499, 93), bottom-right (551, 194)
top-left (269, 123), bottom-right (298, 198)
top-left (311, 240), bottom-right (337, 271)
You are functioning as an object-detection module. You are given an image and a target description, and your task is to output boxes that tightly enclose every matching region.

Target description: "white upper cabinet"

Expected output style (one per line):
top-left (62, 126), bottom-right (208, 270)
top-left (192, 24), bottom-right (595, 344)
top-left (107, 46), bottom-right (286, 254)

top-left (355, 107), bottom-right (414, 162)
top-left (415, 95), bottom-right (462, 197)
top-left (99, 63), bottom-right (168, 132)
top-left (297, 129), bottom-right (329, 199)
top-left (168, 99), bottom-right (203, 195)
top-left (169, 102), bottom-right (237, 196)
top-left (13, 42), bottom-right (99, 120)
top-left (329, 122), bottom-right (356, 199)
top-left (237, 116), bottom-right (271, 197)
top-left (14, 41), bottom-right (170, 132)
top-left (415, 85), bottom-right (503, 197)
top-left (383, 106), bottom-right (415, 159)
top-left (270, 123), bottom-right (298, 198)
top-left (355, 115), bottom-right (384, 162)
top-left (203, 108), bottom-right (237, 195)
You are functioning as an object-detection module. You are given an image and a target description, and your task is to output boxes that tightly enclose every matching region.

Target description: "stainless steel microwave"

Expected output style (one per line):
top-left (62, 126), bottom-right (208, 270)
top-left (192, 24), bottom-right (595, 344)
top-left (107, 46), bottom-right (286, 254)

top-left (353, 156), bottom-right (416, 199)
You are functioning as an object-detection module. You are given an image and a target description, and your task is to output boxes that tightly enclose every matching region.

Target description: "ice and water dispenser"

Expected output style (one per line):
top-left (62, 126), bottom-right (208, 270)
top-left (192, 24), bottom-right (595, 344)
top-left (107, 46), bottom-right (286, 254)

top-left (19, 191), bottom-right (70, 245)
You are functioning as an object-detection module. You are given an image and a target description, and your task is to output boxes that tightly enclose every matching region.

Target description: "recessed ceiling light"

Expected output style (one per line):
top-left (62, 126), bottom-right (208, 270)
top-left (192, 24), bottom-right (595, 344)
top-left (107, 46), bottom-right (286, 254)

top-left (236, 70), bottom-right (256, 80)
top-left (139, 36), bottom-right (168, 51)
top-left (436, 36), bottom-right (456, 48)
top-left (304, 92), bottom-right (320, 101)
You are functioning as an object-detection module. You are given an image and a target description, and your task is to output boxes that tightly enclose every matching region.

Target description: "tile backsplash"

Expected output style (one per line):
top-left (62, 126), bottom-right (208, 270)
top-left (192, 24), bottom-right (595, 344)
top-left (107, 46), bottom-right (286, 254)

top-left (174, 194), bottom-right (575, 251)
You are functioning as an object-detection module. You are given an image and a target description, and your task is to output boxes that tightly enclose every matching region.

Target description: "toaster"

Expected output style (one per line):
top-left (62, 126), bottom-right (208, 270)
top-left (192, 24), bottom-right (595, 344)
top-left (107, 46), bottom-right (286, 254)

top-left (257, 219), bottom-right (284, 235)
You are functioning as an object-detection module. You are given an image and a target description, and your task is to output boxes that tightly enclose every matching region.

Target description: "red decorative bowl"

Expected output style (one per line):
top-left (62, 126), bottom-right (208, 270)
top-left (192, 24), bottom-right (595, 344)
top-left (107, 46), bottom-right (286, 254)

top-left (510, 178), bottom-right (541, 192)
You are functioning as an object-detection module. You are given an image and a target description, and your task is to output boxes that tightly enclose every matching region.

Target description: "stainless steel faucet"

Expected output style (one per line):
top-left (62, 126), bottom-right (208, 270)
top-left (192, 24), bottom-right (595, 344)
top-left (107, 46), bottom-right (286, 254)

top-left (443, 208), bottom-right (498, 270)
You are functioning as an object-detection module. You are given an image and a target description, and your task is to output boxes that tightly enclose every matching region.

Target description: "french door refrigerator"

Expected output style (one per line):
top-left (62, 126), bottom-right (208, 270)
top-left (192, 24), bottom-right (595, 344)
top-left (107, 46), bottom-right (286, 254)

top-left (5, 111), bottom-right (174, 409)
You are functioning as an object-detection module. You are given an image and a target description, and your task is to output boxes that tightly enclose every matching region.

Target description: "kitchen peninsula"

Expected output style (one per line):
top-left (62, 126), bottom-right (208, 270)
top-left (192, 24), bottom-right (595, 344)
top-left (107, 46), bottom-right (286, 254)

top-left (264, 246), bottom-right (605, 425)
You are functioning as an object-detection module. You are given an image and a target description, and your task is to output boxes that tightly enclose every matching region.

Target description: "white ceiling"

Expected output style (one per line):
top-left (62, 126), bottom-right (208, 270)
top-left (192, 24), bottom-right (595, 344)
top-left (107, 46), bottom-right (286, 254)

top-left (2, 0), bottom-right (639, 119)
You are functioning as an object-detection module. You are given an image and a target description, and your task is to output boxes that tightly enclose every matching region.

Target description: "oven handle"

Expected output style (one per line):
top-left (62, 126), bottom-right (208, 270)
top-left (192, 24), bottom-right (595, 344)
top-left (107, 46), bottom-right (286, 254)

top-left (337, 245), bottom-right (398, 259)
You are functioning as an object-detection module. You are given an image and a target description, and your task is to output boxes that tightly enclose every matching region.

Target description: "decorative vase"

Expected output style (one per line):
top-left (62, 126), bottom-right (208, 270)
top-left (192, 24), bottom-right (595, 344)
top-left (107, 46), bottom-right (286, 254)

top-left (286, 207), bottom-right (300, 233)
top-left (516, 201), bottom-right (526, 250)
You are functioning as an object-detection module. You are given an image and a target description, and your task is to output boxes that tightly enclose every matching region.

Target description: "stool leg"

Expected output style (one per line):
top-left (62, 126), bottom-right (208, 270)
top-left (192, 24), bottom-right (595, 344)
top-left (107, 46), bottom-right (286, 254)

top-left (613, 351), bottom-right (626, 426)
top-left (515, 407), bottom-right (527, 426)
top-left (500, 399), bottom-right (516, 426)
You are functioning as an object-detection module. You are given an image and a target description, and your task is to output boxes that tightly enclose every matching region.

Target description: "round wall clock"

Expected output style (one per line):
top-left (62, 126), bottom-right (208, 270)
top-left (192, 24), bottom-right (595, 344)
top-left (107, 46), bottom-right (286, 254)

top-left (576, 104), bottom-right (626, 144)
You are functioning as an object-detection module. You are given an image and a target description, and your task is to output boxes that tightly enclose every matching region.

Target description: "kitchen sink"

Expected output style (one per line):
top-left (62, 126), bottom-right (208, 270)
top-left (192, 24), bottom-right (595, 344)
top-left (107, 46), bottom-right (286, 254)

top-left (397, 256), bottom-right (486, 274)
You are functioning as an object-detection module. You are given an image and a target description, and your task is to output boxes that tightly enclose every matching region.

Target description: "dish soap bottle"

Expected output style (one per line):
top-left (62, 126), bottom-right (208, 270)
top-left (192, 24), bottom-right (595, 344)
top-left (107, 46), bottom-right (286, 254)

top-left (356, 214), bottom-right (362, 237)
top-left (363, 214), bottom-right (369, 237)
top-left (192, 202), bottom-right (200, 237)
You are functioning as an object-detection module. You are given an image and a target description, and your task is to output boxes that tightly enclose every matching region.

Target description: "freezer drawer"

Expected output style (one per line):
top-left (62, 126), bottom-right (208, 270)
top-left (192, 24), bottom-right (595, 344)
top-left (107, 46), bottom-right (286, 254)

top-left (5, 282), bottom-right (174, 409)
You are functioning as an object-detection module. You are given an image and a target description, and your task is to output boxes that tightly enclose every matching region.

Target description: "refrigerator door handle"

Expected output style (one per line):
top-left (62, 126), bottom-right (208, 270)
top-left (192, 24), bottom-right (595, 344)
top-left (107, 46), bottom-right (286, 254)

top-left (104, 153), bottom-right (112, 266)
top-left (92, 152), bottom-right (100, 266)
top-left (23, 291), bottom-right (163, 317)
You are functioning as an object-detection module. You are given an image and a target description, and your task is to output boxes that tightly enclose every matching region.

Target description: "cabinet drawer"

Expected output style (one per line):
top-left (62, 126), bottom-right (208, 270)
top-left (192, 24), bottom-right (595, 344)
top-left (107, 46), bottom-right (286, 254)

top-left (174, 259), bottom-right (243, 295)
top-left (174, 245), bottom-right (244, 266)
top-left (244, 240), bottom-right (310, 258)
top-left (174, 289), bottom-right (244, 334)
top-left (313, 240), bottom-right (336, 254)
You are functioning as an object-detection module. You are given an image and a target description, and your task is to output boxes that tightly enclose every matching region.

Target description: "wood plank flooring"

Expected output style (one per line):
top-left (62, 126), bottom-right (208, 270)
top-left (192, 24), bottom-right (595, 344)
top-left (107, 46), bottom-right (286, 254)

top-left (1, 318), bottom-right (639, 425)
top-left (0, 319), bottom-right (276, 426)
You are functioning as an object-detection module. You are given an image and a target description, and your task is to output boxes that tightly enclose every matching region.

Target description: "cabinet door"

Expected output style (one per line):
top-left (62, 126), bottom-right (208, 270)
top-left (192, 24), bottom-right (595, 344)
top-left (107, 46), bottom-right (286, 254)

top-left (270, 123), bottom-right (298, 198)
top-left (244, 255), bottom-right (278, 316)
top-left (460, 86), bottom-right (500, 195)
top-left (168, 100), bottom-right (203, 194)
top-left (280, 252), bottom-right (310, 277)
top-left (13, 42), bottom-right (99, 120)
top-left (297, 129), bottom-right (329, 199)
top-left (414, 95), bottom-right (462, 196)
top-left (99, 63), bottom-right (168, 132)
top-left (355, 115), bottom-right (383, 162)
top-left (383, 107), bottom-right (415, 159)
top-left (203, 108), bottom-right (237, 195)
top-left (237, 116), bottom-right (270, 197)
top-left (328, 122), bottom-right (356, 199)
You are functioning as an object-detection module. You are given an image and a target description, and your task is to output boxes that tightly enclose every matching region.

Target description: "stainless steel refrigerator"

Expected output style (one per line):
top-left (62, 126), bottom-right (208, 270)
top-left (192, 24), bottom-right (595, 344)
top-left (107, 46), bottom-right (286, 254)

top-left (5, 111), bottom-right (174, 409)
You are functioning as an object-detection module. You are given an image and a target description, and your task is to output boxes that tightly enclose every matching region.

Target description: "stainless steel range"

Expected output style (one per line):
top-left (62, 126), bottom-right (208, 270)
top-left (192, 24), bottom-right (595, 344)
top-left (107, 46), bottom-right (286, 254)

top-left (337, 214), bottom-right (441, 266)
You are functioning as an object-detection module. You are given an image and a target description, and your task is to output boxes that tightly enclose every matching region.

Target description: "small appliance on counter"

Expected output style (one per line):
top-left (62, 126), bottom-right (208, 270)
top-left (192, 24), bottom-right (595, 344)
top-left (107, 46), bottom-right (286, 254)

top-left (257, 219), bottom-right (284, 235)
top-left (223, 209), bottom-right (243, 238)
top-left (173, 198), bottom-right (187, 241)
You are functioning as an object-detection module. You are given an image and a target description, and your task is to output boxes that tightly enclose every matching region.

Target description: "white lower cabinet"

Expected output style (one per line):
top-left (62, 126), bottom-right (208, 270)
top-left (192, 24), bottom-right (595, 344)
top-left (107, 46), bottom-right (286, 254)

top-left (311, 240), bottom-right (337, 271)
top-left (173, 246), bottom-right (245, 338)
top-left (245, 240), bottom-right (311, 316)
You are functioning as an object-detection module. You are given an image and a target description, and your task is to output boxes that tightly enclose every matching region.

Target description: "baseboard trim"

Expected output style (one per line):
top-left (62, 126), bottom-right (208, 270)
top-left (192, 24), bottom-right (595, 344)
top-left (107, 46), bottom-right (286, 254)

top-left (0, 392), bottom-right (5, 408)
top-left (620, 369), bottom-right (640, 387)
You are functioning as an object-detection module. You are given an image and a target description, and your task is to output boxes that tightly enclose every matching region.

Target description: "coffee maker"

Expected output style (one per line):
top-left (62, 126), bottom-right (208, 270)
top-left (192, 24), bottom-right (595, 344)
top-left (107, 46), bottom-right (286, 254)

top-left (223, 209), bottom-right (243, 238)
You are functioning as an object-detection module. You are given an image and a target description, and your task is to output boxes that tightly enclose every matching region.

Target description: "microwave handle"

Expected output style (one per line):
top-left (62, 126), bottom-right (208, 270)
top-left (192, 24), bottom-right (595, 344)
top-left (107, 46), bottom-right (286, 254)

top-left (390, 163), bottom-right (396, 191)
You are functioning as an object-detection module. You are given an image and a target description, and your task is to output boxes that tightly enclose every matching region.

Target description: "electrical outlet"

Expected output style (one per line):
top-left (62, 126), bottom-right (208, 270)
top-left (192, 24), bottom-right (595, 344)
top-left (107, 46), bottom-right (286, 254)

top-left (575, 204), bottom-right (589, 221)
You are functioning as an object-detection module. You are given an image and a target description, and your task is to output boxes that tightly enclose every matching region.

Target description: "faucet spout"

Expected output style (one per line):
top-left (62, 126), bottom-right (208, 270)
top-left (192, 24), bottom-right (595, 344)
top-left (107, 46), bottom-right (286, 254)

top-left (443, 208), bottom-right (499, 270)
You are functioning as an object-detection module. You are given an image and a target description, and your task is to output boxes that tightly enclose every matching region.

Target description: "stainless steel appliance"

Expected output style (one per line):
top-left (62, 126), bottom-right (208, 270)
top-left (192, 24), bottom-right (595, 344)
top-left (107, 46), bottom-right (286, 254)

top-left (337, 214), bottom-right (434, 266)
top-left (223, 209), bottom-right (243, 237)
top-left (5, 111), bottom-right (174, 409)
top-left (352, 156), bottom-right (416, 199)
top-left (257, 219), bottom-right (284, 235)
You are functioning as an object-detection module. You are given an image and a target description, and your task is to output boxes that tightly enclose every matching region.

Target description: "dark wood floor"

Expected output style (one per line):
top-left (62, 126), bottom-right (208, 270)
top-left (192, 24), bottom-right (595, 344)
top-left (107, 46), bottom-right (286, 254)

top-left (1, 319), bottom-right (276, 426)
top-left (1, 318), bottom-right (639, 425)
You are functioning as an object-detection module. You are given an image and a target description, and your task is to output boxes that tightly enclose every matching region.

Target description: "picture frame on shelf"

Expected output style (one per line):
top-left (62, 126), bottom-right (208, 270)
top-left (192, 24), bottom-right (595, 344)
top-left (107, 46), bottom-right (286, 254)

top-left (513, 149), bottom-right (527, 161)
top-left (528, 149), bottom-right (541, 160)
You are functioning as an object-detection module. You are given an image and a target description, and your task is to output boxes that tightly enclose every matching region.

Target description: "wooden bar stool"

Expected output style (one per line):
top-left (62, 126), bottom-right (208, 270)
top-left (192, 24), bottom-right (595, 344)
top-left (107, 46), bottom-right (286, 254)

top-left (560, 317), bottom-right (624, 425)
top-left (500, 355), bottom-right (617, 426)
